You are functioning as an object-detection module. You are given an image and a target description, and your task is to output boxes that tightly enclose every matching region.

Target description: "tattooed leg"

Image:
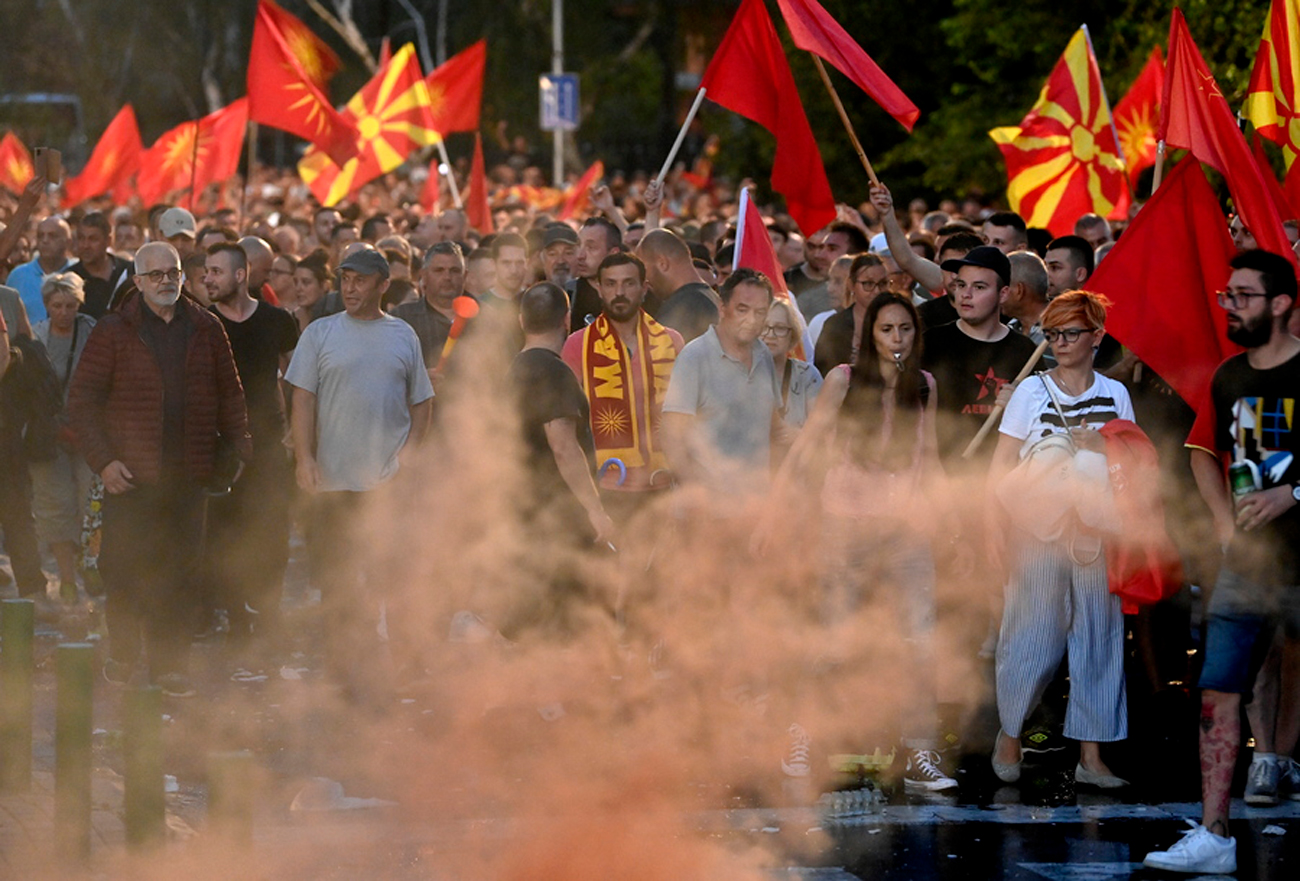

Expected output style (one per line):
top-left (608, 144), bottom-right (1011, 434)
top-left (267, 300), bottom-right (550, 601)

top-left (1201, 689), bottom-right (1239, 838)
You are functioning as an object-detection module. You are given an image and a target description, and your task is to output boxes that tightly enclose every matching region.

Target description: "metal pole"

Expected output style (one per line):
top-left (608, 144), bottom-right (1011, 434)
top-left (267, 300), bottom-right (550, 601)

top-left (208, 750), bottom-right (256, 843)
top-left (553, 0), bottom-right (564, 188)
top-left (395, 0), bottom-right (434, 73)
top-left (436, 140), bottom-right (463, 209)
top-left (124, 686), bottom-right (164, 849)
top-left (0, 599), bottom-right (35, 792)
top-left (55, 643), bottom-right (94, 862)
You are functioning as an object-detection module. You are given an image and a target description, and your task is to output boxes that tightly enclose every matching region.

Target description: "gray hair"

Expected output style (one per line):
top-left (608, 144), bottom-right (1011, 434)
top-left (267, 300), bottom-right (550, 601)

top-left (1008, 251), bottom-right (1048, 302)
top-left (41, 272), bottom-right (86, 305)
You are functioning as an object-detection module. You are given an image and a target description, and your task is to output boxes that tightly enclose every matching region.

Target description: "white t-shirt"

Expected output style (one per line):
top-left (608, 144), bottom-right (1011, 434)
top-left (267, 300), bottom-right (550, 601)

top-left (285, 312), bottom-right (434, 491)
top-left (999, 372), bottom-right (1134, 454)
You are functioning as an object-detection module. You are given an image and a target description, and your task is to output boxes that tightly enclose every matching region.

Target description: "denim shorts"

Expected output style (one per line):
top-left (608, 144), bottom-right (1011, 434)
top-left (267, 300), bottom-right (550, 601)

top-left (1198, 568), bottom-right (1300, 694)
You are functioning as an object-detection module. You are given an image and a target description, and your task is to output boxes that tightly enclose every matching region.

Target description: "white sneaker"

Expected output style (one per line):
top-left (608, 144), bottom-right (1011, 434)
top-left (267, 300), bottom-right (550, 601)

top-left (1142, 820), bottom-right (1236, 874)
top-left (904, 748), bottom-right (958, 792)
top-left (782, 723), bottom-right (811, 778)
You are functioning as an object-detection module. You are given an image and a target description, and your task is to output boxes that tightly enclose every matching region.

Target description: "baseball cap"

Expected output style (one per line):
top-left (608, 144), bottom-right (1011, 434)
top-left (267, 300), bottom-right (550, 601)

top-left (339, 248), bottom-right (390, 277)
top-left (542, 224), bottom-right (579, 249)
top-left (158, 207), bottom-right (196, 240)
top-left (940, 245), bottom-right (1011, 286)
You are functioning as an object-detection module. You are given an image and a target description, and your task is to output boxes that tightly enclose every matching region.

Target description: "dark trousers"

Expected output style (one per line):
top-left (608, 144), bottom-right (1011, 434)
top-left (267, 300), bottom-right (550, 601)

top-left (0, 461), bottom-right (45, 596)
top-left (99, 478), bottom-right (207, 677)
top-left (306, 491), bottom-right (373, 679)
top-left (203, 451), bottom-right (292, 640)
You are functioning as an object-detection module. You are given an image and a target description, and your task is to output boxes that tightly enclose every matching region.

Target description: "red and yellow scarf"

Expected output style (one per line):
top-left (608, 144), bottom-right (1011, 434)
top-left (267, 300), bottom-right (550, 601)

top-left (579, 313), bottom-right (676, 470)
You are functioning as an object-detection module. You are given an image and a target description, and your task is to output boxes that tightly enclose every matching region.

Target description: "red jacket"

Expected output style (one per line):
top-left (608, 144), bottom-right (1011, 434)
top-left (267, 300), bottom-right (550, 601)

top-left (68, 295), bottom-right (250, 485)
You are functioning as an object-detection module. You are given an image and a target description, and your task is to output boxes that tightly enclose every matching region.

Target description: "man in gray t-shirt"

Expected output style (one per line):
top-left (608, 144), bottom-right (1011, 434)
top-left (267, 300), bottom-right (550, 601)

top-left (662, 268), bottom-right (781, 511)
top-left (285, 249), bottom-right (433, 691)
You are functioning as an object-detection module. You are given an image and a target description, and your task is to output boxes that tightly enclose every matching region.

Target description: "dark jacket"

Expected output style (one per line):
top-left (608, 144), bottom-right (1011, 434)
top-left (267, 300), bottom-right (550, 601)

top-left (813, 307), bottom-right (856, 376)
top-left (67, 294), bottom-right (250, 484)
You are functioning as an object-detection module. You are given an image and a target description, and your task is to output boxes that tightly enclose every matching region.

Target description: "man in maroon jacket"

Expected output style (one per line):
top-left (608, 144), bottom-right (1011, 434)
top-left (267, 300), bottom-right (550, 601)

top-left (68, 241), bottom-right (249, 697)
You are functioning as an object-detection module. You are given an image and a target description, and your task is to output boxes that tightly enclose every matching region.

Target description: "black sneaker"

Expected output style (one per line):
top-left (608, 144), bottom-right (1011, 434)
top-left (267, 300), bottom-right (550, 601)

top-left (155, 673), bottom-right (196, 699)
top-left (903, 749), bottom-right (958, 792)
top-left (1021, 725), bottom-right (1066, 754)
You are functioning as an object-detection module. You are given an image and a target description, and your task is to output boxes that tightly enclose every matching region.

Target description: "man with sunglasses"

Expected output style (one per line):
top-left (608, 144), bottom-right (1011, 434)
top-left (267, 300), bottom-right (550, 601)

top-left (68, 242), bottom-right (250, 698)
top-left (1145, 249), bottom-right (1300, 874)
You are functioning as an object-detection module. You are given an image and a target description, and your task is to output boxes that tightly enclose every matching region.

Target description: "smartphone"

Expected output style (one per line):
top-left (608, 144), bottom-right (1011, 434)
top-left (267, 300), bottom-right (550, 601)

top-left (33, 147), bottom-right (62, 184)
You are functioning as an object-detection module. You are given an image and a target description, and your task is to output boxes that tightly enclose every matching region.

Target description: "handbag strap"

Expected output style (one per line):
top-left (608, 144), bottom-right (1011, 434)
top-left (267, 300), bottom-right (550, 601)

top-left (1040, 374), bottom-right (1077, 447)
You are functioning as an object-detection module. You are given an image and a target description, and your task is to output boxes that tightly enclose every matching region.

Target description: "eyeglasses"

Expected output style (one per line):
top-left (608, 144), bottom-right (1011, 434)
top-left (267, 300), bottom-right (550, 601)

top-left (1216, 290), bottom-right (1270, 310)
top-left (139, 268), bottom-right (182, 284)
top-left (1042, 327), bottom-right (1092, 343)
top-left (760, 325), bottom-right (793, 338)
top-left (855, 277), bottom-right (890, 291)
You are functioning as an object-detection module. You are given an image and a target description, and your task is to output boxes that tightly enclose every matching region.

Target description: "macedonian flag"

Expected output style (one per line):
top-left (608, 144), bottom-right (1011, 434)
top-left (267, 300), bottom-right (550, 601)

top-left (1112, 46), bottom-right (1164, 191)
top-left (0, 131), bottom-right (34, 194)
top-left (136, 98), bottom-right (248, 206)
top-left (248, 0), bottom-right (358, 167)
top-left (989, 26), bottom-right (1128, 235)
top-left (62, 104), bottom-right (144, 206)
top-left (298, 43), bottom-right (438, 206)
top-left (1246, 0), bottom-right (1300, 208)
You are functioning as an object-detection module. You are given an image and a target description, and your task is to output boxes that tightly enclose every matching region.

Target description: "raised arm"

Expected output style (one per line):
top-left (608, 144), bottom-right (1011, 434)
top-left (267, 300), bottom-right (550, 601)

top-left (869, 183), bottom-right (944, 293)
top-left (0, 176), bottom-right (46, 268)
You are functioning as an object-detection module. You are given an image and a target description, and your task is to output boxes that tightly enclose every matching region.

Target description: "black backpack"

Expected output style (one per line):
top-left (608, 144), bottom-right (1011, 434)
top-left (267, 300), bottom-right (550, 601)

top-left (10, 336), bottom-right (65, 463)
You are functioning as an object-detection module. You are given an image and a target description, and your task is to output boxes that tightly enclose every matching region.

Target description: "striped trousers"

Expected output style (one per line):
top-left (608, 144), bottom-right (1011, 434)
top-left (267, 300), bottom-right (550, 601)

top-left (995, 532), bottom-right (1127, 743)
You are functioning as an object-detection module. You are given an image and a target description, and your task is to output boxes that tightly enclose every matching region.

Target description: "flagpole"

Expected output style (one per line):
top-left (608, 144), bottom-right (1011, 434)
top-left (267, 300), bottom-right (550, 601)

top-left (656, 88), bottom-right (708, 185)
top-left (1151, 140), bottom-right (1167, 192)
top-left (187, 119), bottom-right (200, 212)
top-left (811, 55), bottom-right (881, 188)
top-left (435, 139), bottom-right (463, 209)
top-left (239, 122), bottom-right (257, 230)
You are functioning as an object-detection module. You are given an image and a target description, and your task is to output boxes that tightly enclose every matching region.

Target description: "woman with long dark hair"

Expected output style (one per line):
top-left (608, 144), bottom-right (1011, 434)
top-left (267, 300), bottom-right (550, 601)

top-left (758, 293), bottom-right (955, 791)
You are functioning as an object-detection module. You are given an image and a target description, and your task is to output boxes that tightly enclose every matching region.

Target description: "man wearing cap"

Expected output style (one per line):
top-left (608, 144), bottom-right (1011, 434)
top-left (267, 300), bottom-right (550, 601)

top-left (284, 248), bottom-right (433, 690)
top-left (922, 245), bottom-right (1038, 467)
top-left (540, 223), bottom-right (578, 289)
top-left (158, 207), bottom-right (198, 261)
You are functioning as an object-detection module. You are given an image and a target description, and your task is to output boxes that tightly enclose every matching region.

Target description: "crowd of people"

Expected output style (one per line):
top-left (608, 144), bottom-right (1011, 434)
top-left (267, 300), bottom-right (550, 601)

top-left (1, 148), bottom-right (1299, 875)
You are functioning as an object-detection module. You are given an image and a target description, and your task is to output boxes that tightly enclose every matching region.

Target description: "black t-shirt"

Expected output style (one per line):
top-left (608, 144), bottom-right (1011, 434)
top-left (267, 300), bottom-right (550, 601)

top-left (213, 301), bottom-right (298, 451)
top-left (920, 321), bottom-right (1038, 466)
top-left (568, 277), bottom-right (603, 330)
top-left (73, 256), bottom-right (132, 319)
top-left (1207, 349), bottom-right (1300, 584)
top-left (509, 347), bottom-right (594, 521)
top-left (655, 282), bottom-right (718, 344)
top-left (917, 293), bottom-right (958, 332)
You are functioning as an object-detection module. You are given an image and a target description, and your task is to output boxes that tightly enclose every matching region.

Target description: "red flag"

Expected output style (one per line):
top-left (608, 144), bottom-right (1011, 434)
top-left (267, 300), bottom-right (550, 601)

top-left (1112, 46), bottom-right (1164, 189)
top-left (1160, 8), bottom-right (1293, 266)
top-left (425, 40), bottom-right (487, 135)
top-left (248, 0), bottom-right (358, 167)
top-left (700, 0), bottom-right (835, 237)
top-left (1087, 158), bottom-right (1239, 409)
top-left (62, 104), bottom-right (144, 206)
top-left (465, 133), bottom-right (493, 235)
top-left (257, 0), bottom-right (340, 87)
top-left (136, 98), bottom-right (248, 206)
top-left (734, 187), bottom-right (807, 359)
top-left (419, 163), bottom-right (440, 214)
top-left (0, 132), bottom-right (34, 194)
top-left (297, 44), bottom-right (440, 206)
top-left (1251, 132), bottom-right (1296, 220)
top-left (989, 27), bottom-right (1128, 235)
top-left (774, 0), bottom-right (919, 131)
top-left (557, 160), bottom-right (605, 221)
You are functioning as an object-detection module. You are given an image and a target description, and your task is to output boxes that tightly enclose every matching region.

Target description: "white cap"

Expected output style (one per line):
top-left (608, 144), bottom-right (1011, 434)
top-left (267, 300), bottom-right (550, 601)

top-left (158, 207), bottom-right (197, 240)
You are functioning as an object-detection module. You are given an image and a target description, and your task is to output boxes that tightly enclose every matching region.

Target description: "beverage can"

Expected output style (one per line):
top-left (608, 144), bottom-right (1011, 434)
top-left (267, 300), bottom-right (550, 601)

top-left (1229, 460), bottom-right (1261, 501)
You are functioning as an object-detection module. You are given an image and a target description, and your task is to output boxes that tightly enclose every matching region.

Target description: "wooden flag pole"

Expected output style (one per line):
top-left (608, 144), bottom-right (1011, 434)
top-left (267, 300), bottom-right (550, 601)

top-left (656, 88), bottom-right (708, 185)
top-left (435, 139), bottom-right (463, 209)
top-left (961, 337), bottom-right (1051, 459)
top-left (811, 55), bottom-right (880, 188)
top-left (239, 122), bottom-right (257, 230)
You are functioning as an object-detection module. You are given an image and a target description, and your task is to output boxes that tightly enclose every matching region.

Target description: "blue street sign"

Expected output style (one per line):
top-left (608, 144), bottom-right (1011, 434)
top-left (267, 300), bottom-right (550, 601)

top-left (539, 74), bottom-right (580, 132)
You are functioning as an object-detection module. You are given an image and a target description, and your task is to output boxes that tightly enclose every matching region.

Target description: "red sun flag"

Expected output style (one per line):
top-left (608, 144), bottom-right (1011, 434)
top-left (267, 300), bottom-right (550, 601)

top-left (136, 98), bottom-right (248, 207)
top-left (0, 131), bottom-right (35, 194)
top-left (1246, 0), bottom-right (1300, 216)
top-left (257, 0), bottom-right (340, 88)
top-left (774, 0), bottom-right (919, 131)
top-left (1112, 46), bottom-right (1164, 191)
top-left (700, 0), bottom-right (835, 237)
top-left (989, 27), bottom-right (1128, 236)
top-left (248, 0), bottom-right (358, 167)
top-left (425, 40), bottom-right (487, 136)
top-left (62, 104), bottom-right (144, 206)
top-left (298, 43), bottom-right (439, 206)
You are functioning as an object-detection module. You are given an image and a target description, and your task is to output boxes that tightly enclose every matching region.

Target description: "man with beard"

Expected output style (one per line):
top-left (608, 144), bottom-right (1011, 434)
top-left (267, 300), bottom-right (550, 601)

top-left (202, 243), bottom-right (298, 654)
top-left (394, 241), bottom-right (467, 376)
top-left (562, 253), bottom-right (684, 523)
top-left (1145, 250), bottom-right (1300, 874)
top-left (540, 224), bottom-right (578, 289)
top-left (569, 217), bottom-right (622, 330)
top-left (69, 211), bottom-right (132, 318)
top-left (68, 242), bottom-right (250, 697)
